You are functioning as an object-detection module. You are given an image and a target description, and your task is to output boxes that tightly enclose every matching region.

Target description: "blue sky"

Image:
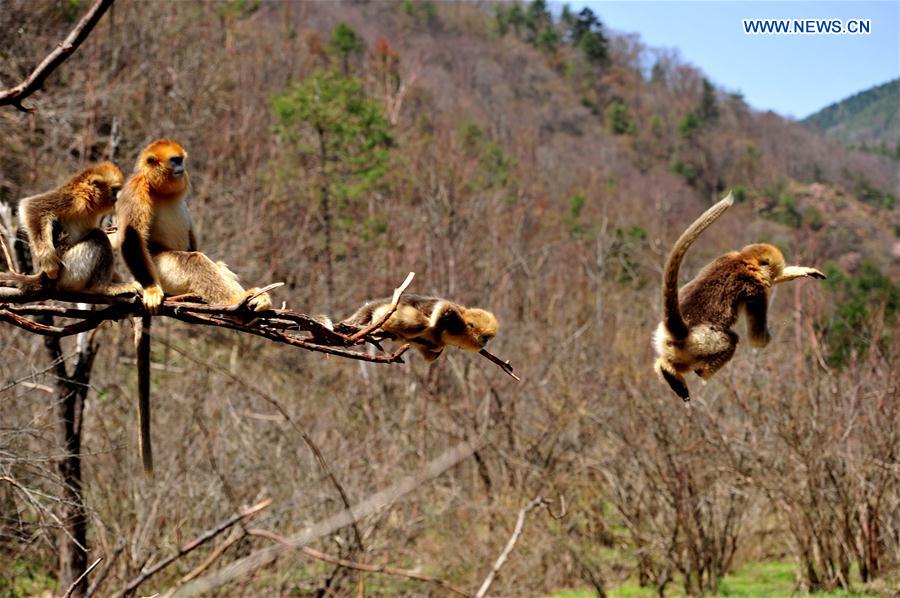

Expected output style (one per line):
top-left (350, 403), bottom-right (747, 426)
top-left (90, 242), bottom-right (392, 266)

top-left (565, 1), bottom-right (900, 119)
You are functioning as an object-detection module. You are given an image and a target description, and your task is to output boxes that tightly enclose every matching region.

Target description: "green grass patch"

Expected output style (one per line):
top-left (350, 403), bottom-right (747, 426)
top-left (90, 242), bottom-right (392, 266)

top-left (554, 560), bottom-right (884, 597)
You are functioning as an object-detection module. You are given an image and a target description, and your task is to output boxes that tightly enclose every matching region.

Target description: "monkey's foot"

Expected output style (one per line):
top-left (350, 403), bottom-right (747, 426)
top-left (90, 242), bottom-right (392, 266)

top-left (243, 288), bottom-right (273, 312)
top-left (40, 258), bottom-right (60, 280)
top-left (142, 284), bottom-right (164, 314)
top-left (101, 281), bottom-right (142, 296)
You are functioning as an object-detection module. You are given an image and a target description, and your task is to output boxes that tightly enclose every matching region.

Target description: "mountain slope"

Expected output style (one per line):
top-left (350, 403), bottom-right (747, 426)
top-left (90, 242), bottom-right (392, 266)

top-left (802, 78), bottom-right (900, 147)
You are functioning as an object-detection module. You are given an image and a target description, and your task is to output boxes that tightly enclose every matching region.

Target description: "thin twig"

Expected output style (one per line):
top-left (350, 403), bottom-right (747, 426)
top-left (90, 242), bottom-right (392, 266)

top-left (63, 557), bottom-right (103, 598)
top-left (0, 0), bottom-right (115, 112)
top-left (474, 496), bottom-right (551, 598)
top-left (479, 348), bottom-right (521, 381)
top-left (172, 437), bottom-right (485, 596)
top-left (0, 233), bottom-right (17, 273)
top-left (117, 499), bottom-right (271, 598)
top-left (87, 544), bottom-right (124, 597)
top-left (176, 528), bottom-right (244, 586)
top-left (247, 528), bottom-right (469, 597)
top-left (349, 271), bottom-right (415, 341)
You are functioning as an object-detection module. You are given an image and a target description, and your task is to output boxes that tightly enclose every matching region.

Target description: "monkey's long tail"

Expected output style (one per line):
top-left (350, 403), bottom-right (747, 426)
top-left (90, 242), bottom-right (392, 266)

top-left (663, 192), bottom-right (734, 340)
top-left (134, 315), bottom-right (153, 476)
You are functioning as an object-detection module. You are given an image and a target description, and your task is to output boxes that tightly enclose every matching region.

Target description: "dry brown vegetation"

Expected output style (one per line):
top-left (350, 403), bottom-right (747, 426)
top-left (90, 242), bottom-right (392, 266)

top-left (1, 1), bottom-right (897, 596)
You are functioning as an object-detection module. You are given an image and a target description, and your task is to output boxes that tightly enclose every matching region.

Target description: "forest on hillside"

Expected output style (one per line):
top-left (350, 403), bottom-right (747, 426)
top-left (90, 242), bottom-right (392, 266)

top-left (0, 1), bottom-right (897, 596)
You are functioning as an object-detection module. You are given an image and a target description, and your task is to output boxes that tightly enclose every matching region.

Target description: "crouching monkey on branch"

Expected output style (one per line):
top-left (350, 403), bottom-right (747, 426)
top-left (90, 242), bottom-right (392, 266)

top-left (342, 294), bottom-right (499, 361)
top-left (652, 191), bottom-right (826, 401)
top-left (1, 162), bottom-right (137, 295)
top-left (115, 139), bottom-right (272, 475)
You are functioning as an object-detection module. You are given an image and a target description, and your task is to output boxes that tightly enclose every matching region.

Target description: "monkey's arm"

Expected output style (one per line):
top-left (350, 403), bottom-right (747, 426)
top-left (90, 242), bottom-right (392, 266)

top-left (118, 198), bottom-right (164, 312)
top-left (774, 266), bottom-right (826, 285)
top-left (21, 200), bottom-right (61, 278)
top-left (436, 304), bottom-right (468, 336)
top-left (188, 228), bottom-right (198, 252)
top-left (744, 294), bottom-right (771, 348)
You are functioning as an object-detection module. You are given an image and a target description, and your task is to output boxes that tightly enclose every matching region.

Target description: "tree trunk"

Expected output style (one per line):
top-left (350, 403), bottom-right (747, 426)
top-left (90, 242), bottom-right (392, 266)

top-left (45, 331), bottom-right (98, 597)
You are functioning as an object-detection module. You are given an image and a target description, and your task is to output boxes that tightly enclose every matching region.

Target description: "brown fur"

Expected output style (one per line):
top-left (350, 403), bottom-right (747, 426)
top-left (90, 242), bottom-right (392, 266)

top-left (2, 162), bottom-right (136, 294)
top-left (115, 139), bottom-right (271, 313)
top-left (653, 193), bottom-right (824, 400)
top-left (342, 294), bottom-right (499, 361)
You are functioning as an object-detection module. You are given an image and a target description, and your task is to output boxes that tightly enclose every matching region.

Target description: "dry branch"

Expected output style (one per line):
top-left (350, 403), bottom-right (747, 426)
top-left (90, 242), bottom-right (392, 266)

top-left (479, 348), bottom-right (521, 381)
top-left (117, 499), bottom-right (272, 598)
top-left (474, 496), bottom-right (554, 598)
top-left (348, 271), bottom-right (415, 341)
top-left (247, 528), bottom-right (469, 597)
top-left (172, 436), bottom-right (485, 596)
top-left (0, 0), bottom-right (115, 112)
top-left (0, 276), bottom-right (415, 364)
top-left (63, 557), bottom-right (102, 598)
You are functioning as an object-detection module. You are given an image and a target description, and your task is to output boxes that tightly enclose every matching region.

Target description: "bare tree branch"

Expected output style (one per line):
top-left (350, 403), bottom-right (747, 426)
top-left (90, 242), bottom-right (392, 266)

top-left (116, 499), bottom-right (272, 598)
top-left (246, 528), bottom-right (469, 597)
top-left (475, 496), bottom-right (553, 598)
top-left (172, 437), bottom-right (485, 595)
top-left (63, 557), bottom-right (103, 598)
top-left (0, 0), bottom-right (115, 112)
top-left (0, 279), bottom-right (415, 364)
top-left (348, 271), bottom-right (415, 341)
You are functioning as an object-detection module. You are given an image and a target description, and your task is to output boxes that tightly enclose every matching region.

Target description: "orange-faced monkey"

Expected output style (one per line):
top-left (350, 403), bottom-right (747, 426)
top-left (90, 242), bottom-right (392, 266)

top-left (342, 294), bottom-right (499, 361)
top-left (653, 192), bottom-right (825, 400)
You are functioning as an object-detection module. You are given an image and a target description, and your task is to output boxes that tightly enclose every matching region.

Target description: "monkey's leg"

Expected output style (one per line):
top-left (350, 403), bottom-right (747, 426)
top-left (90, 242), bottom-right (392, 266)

top-left (655, 358), bottom-right (690, 401)
top-left (56, 229), bottom-right (116, 292)
top-left (155, 251), bottom-right (271, 311)
top-left (694, 342), bottom-right (738, 380)
top-left (413, 343), bottom-right (444, 362)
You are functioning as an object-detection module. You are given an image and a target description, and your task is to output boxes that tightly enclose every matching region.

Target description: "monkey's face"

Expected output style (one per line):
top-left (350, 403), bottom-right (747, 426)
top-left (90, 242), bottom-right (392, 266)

top-left (742, 243), bottom-right (785, 284)
top-left (459, 308), bottom-right (499, 351)
top-left (137, 139), bottom-right (189, 195)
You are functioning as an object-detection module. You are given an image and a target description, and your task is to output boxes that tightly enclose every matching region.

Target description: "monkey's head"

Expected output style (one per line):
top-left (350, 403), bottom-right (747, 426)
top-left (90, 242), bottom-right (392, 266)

top-left (741, 243), bottom-right (785, 285)
top-left (83, 161), bottom-right (124, 210)
top-left (137, 139), bottom-right (189, 198)
top-left (454, 308), bottom-right (499, 352)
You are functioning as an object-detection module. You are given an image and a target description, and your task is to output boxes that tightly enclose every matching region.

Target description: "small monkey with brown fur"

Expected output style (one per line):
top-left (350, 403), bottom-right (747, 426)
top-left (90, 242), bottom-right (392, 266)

top-left (653, 192), bottom-right (825, 400)
top-left (115, 139), bottom-right (272, 313)
top-left (342, 294), bottom-right (499, 361)
top-left (2, 162), bottom-right (137, 294)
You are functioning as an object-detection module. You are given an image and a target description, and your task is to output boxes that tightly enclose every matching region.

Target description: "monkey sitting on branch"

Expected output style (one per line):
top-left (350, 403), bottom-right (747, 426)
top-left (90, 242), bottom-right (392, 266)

top-left (115, 139), bottom-right (272, 314)
top-left (1, 162), bottom-right (138, 295)
top-left (653, 191), bottom-right (826, 400)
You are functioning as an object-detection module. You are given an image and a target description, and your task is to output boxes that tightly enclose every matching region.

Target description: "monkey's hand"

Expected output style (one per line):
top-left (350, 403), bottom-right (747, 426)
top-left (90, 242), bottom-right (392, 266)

top-left (776, 266), bottom-right (827, 284)
top-left (748, 329), bottom-right (771, 348)
top-left (805, 268), bottom-right (826, 280)
top-left (142, 284), bottom-right (164, 314)
top-left (39, 254), bottom-right (61, 279)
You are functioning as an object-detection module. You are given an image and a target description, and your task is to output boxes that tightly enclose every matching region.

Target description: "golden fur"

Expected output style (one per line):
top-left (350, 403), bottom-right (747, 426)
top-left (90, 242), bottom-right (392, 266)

top-left (653, 192), bottom-right (825, 400)
top-left (3, 162), bottom-right (136, 294)
top-left (115, 139), bottom-right (271, 313)
top-left (342, 294), bottom-right (499, 361)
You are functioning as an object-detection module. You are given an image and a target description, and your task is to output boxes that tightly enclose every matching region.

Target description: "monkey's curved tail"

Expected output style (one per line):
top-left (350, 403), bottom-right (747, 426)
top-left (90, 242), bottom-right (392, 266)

top-left (663, 192), bottom-right (734, 340)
